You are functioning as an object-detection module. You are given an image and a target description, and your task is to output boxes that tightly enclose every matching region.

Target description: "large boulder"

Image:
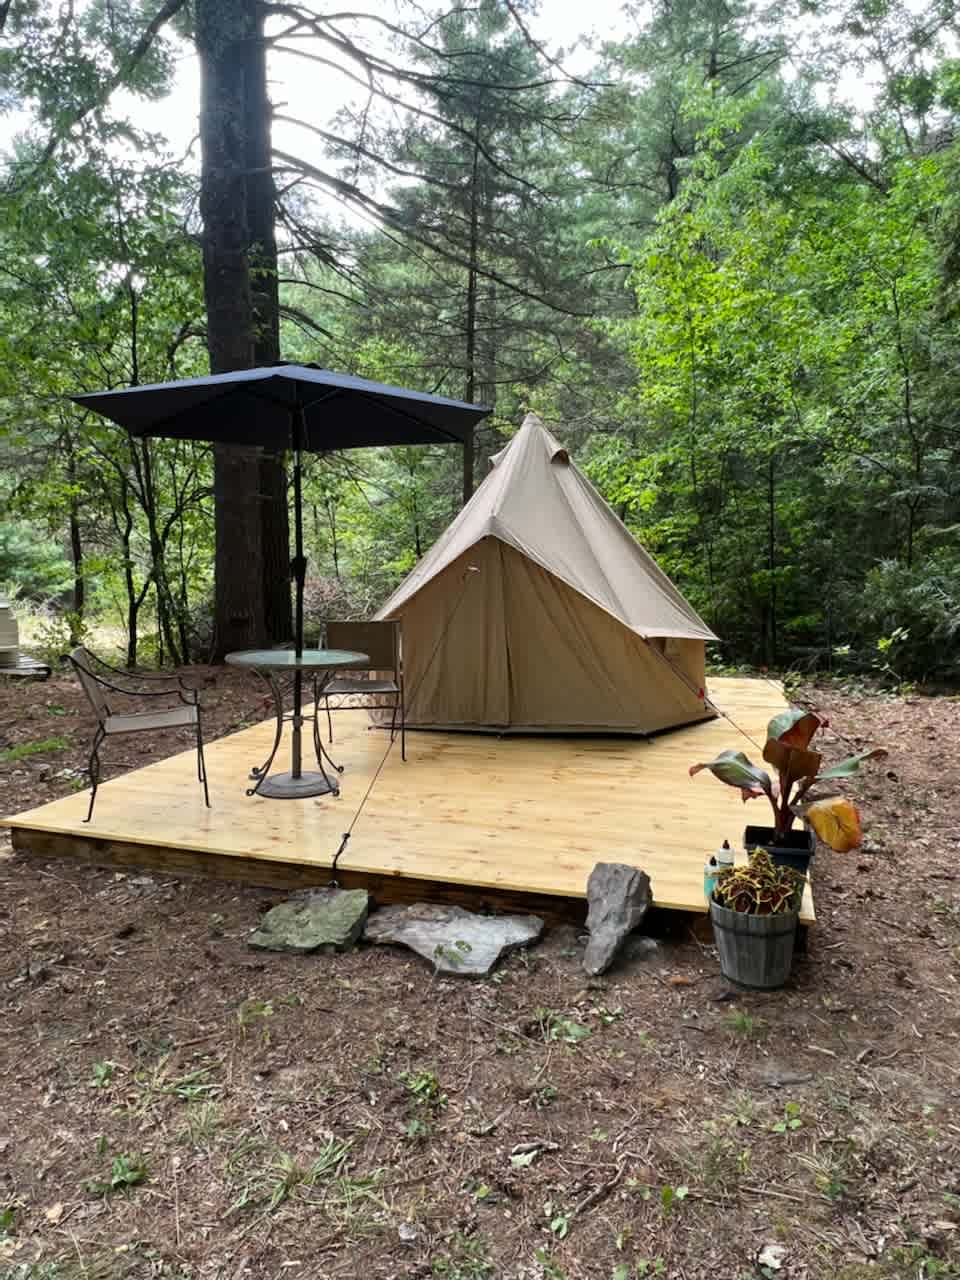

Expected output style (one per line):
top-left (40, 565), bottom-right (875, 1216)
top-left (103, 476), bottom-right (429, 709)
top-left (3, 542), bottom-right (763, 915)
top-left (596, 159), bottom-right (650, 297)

top-left (248, 888), bottom-right (369, 953)
top-left (583, 863), bottom-right (652, 975)
top-left (363, 903), bottom-right (543, 978)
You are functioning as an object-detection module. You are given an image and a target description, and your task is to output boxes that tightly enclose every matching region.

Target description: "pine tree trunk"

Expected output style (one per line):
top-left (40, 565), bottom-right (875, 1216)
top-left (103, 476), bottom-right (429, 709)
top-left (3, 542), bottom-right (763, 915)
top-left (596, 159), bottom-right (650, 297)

top-left (197, 0), bottom-right (266, 657)
top-left (245, 4), bottom-right (292, 644)
top-left (462, 121), bottom-right (482, 504)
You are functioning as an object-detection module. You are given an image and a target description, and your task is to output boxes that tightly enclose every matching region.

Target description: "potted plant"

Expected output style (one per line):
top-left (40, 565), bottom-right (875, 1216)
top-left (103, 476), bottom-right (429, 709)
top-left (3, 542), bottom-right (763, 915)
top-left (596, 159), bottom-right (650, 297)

top-left (689, 708), bottom-right (886, 874)
top-left (710, 847), bottom-right (803, 989)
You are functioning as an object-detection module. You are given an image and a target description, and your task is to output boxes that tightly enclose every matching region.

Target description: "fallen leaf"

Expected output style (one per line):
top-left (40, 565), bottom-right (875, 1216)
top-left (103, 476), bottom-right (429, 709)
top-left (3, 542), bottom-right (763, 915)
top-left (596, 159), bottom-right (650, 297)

top-left (758, 1243), bottom-right (788, 1270)
top-left (510, 1150), bottom-right (538, 1167)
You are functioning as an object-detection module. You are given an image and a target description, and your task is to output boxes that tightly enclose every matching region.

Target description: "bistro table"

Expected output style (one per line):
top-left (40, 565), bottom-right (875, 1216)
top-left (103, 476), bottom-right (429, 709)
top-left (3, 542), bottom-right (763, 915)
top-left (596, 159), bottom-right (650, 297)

top-left (225, 649), bottom-right (368, 799)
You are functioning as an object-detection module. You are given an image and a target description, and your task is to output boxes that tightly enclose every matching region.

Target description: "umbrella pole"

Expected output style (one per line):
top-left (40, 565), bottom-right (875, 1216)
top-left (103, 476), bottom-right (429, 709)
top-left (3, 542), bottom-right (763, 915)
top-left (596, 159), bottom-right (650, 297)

top-left (291, 408), bottom-right (307, 778)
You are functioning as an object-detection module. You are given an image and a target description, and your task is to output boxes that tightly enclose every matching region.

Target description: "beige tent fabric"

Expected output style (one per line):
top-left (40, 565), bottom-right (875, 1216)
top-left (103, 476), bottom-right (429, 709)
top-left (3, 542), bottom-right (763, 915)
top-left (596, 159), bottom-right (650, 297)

top-left (375, 414), bottom-right (716, 734)
top-left (390, 538), bottom-right (709, 733)
top-left (377, 412), bottom-right (717, 642)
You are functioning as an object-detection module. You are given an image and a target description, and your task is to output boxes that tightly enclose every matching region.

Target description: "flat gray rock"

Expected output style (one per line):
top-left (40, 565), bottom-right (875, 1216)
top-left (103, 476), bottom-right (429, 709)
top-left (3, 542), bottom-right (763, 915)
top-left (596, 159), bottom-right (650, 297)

top-left (248, 888), bottom-right (369, 953)
top-left (583, 863), bottom-right (652, 976)
top-left (363, 903), bottom-right (543, 977)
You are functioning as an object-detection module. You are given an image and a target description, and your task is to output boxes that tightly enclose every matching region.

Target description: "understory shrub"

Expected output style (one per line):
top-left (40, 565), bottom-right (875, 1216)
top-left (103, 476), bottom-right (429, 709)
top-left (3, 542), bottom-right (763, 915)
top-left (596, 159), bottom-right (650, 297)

top-left (861, 552), bottom-right (960, 682)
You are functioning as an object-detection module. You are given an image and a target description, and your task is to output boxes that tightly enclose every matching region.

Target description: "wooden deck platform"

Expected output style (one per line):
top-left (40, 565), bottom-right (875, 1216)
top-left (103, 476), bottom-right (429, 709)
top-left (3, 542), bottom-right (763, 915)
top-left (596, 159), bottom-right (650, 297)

top-left (3, 677), bottom-right (814, 923)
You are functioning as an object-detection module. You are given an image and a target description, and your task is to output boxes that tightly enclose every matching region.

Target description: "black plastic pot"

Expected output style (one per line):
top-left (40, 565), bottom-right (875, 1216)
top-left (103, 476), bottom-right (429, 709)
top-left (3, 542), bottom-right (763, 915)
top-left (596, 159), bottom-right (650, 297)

top-left (710, 898), bottom-right (799, 989)
top-left (743, 825), bottom-right (815, 877)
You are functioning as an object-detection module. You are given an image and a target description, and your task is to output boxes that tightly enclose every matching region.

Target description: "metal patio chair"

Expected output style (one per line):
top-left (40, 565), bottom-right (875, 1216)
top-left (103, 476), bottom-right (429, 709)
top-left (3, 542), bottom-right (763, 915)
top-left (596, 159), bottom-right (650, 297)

top-left (320, 621), bottom-right (406, 761)
top-left (67, 646), bottom-right (210, 822)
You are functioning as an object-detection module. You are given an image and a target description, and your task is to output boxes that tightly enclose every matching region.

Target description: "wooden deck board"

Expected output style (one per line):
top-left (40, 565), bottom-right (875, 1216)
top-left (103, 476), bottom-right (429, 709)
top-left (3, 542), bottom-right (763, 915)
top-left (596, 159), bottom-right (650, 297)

top-left (2, 676), bottom-right (815, 923)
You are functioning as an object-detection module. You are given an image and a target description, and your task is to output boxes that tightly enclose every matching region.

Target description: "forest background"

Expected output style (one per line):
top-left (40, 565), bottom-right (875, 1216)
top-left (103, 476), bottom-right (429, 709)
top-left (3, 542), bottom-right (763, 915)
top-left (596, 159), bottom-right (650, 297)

top-left (2, 0), bottom-right (959, 683)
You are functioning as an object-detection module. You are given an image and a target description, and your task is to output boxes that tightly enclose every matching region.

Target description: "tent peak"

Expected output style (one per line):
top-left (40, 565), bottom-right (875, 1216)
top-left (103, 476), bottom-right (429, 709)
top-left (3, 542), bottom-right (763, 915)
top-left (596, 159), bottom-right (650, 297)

top-left (491, 411), bottom-right (569, 469)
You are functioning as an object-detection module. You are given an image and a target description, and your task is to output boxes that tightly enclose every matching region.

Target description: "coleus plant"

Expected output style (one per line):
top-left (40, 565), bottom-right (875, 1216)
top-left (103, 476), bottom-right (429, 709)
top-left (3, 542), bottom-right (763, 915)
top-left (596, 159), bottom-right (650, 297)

top-left (689, 707), bottom-right (887, 853)
top-left (713, 848), bottom-right (802, 915)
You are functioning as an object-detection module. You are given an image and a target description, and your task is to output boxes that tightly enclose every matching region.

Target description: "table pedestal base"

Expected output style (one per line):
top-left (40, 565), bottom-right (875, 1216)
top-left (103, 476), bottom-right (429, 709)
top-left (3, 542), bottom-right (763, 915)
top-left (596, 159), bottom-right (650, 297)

top-left (253, 769), bottom-right (340, 799)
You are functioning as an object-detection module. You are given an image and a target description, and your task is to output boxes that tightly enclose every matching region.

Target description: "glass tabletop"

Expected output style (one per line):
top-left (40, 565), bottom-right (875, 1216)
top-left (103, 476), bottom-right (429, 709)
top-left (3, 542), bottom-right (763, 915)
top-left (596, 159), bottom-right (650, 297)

top-left (225, 648), bottom-right (369, 670)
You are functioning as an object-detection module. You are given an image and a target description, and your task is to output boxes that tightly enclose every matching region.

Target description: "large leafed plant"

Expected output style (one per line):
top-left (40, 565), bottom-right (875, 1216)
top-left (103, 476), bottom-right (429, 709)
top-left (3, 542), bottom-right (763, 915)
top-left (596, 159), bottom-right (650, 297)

top-left (690, 708), bottom-right (886, 852)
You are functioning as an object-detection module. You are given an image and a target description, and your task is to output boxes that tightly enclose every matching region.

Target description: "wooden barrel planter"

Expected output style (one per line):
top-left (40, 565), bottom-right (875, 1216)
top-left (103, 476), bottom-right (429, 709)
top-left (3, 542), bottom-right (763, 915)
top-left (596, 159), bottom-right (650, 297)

top-left (710, 898), bottom-right (799, 990)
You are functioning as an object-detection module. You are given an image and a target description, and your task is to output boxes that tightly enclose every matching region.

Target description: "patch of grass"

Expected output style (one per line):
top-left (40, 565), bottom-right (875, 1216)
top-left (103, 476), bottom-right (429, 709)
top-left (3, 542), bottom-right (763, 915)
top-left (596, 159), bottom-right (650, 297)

top-left (0, 736), bottom-right (69, 764)
top-left (430, 1230), bottom-right (494, 1278)
top-left (0, 1202), bottom-right (17, 1237)
top-left (235, 997), bottom-right (274, 1043)
top-left (796, 1140), bottom-right (857, 1203)
top-left (724, 1091), bottom-right (757, 1127)
top-left (725, 1010), bottom-right (765, 1039)
top-left (226, 1136), bottom-right (352, 1218)
top-left (316, 1168), bottom-right (389, 1239)
top-left (179, 1100), bottom-right (226, 1148)
top-left (701, 1122), bottom-right (751, 1190)
top-left (127, 1061), bottom-right (220, 1117)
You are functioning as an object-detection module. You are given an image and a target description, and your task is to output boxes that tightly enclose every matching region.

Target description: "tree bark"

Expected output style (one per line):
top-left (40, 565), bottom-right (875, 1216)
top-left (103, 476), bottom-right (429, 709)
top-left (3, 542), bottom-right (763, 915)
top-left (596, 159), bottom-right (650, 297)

top-left (462, 118), bottom-right (482, 504)
top-left (197, 0), bottom-right (266, 657)
top-left (245, 1), bottom-right (292, 644)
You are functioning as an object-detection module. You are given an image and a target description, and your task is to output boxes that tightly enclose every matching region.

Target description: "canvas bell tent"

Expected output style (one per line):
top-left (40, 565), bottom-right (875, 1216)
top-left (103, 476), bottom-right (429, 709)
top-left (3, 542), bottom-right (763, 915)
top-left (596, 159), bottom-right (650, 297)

top-left (375, 413), bottom-right (718, 734)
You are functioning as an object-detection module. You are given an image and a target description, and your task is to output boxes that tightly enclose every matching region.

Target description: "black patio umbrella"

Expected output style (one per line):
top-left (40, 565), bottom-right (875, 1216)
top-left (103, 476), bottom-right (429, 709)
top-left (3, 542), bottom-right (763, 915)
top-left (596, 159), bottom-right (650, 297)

top-left (72, 364), bottom-right (492, 794)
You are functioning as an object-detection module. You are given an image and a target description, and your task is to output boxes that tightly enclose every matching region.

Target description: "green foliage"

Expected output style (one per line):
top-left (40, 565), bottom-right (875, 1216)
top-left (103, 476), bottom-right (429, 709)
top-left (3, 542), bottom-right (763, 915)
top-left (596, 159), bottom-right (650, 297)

top-left (771, 1101), bottom-right (803, 1134)
top-left (0, 522), bottom-right (73, 601)
top-left (4, 0), bottom-right (960, 681)
top-left (90, 1060), bottom-right (115, 1089)
top-left (862, 554), bottom-right (960, 681)
top-left (0, 737), bottom-right (69, 764)
top-left (535, 1009), bottom-right (592, 1045)
top-left (660, 1183), bottom-right (689, 1214)
top-left (430, 1231), bottom-right (494, 1279)
top-left (84, 1152), bottom-right (148, 1197)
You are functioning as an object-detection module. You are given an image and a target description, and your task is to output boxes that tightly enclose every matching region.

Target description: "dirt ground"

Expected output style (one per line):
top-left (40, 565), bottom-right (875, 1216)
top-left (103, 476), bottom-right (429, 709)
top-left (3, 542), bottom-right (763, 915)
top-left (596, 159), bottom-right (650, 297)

top-left (1, 668), bottom-right (959, 1280)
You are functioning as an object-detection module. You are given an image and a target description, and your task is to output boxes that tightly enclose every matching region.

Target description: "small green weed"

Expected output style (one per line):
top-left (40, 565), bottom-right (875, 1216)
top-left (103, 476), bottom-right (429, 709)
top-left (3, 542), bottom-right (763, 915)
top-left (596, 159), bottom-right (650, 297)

top-left (226, 1137), bottom-right (351, 1217)
top-left (235, 997), bottom-right (275, 1046)
top-left (430, 1230), bottom-right (494, 1278)
top-left (536, 1008), bottom-right (591, 1045)
top-left (533, 1248), bottom-right (567, 1279)
top-left (400, 1068), bottom-right (447, 1109)
top-left (180, 1100), bottom-right (225, 1148)
top-left (532, 1083), bottom-right (558, 1110)
top-left (85, 1152), bottom-right (148, 1198)
top-left (797, 1141), bottom-right (856, 1202)
top-left (433, 939), bottom-right (473, 970)
top-left (130, 1062), bottom-right (220, 1115)
top-left (0, 736), bottom-right (69, 764)
top-left (90, 1060), bottom-right (116, 1089)
top-left (725, 1010), bottom-right (764, 1039)
top-left (772, 1101), bottom-right (803, 1134)
top-left (660, 1183), bottom-right (688, 1214)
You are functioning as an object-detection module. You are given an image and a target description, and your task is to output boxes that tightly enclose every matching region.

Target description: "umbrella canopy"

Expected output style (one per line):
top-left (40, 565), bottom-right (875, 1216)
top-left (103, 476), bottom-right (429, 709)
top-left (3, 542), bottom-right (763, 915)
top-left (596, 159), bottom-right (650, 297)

top-left (71, 363), bottom-right (493, 798)
top-left (71, 364), bottom-right (491, 450)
